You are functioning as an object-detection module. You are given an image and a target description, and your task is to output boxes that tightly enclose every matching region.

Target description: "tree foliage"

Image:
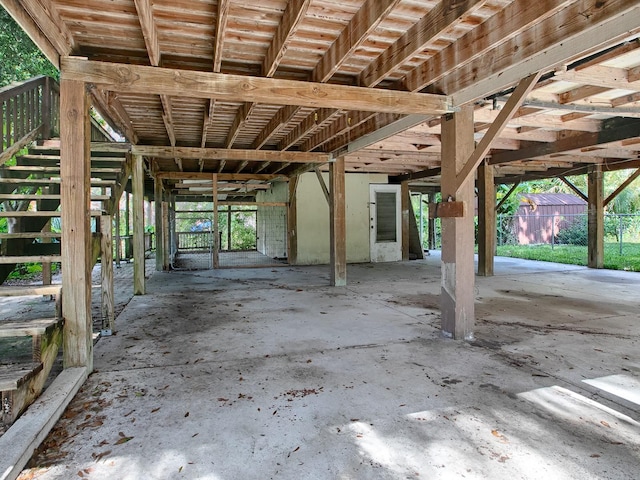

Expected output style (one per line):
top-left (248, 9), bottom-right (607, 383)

top-left (0, 8), bottom-right (58, 87)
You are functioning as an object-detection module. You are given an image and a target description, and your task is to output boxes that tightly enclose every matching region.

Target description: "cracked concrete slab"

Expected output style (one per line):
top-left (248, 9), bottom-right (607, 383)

top-left (15, 254), bottom-right (640, 480)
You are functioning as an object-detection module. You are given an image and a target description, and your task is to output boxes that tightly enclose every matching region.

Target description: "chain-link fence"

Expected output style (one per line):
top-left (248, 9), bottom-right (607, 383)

top-left (496, 213), bottom-right (640, 270)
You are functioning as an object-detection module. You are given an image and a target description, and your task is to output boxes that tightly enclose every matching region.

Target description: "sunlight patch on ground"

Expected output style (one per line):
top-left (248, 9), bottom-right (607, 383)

top-left (583, 374), bottom-right (640, 407)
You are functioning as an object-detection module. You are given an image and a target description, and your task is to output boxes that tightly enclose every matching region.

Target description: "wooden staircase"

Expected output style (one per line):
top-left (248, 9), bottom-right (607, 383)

top-left (0, 285), bottom-right (63, 426)
top-left (0, 139), bottom-right (129, 428)
top-left (0, 75), bottom-right (130, 429)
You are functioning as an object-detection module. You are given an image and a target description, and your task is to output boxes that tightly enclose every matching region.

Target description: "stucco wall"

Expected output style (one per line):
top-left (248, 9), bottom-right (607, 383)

top-left (295, 172), bottom-right (387, 265)
top-left (256, 181), bottom-right (288, 258)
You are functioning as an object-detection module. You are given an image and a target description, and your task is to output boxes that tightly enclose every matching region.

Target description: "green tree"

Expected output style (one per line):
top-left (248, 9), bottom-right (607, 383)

top-left (0, 8), bottom-right (58, 86)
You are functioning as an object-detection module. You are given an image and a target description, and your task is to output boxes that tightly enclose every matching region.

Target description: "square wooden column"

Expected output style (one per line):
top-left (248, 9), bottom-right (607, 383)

top-left (329, 156), bottom-right (346, 286)
top-left (588, 164), bottom-right (604, 268)
top-left (477, 160), bottom-right (496, 276)
top-left (60, 78), bottom-right (93, 370)
top-left (100, 215), bottom-right (115, 333)
top-left (162, 200), bottom-right (170, 269)
top-left (154, 178), bottom-right (164, 271)
top-left (132, 154), bottom-right (145, 294)
top-left (440, 105), bottom-right (475, 340)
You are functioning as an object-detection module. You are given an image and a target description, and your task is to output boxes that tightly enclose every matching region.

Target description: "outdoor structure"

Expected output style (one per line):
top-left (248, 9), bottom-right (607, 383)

top-left (513, 193), bottom-right (588, 245)
top-left (0, 1), bottom-right (639, 477)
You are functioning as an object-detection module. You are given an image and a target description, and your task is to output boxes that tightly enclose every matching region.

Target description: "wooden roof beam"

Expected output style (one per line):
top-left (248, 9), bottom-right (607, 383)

top-left (312, 0), bottom-right (402, 83)
top-left (404, 0), bottom-right (574, 93)
top-left (555, 64), bottom-right (640, 91)
top-left (264, 0), bottom-right (405, 151)
top-left (227, 0), bottom-right (310, 150)
top-left (61, 58), bottom-right (453, 116)
top-left (133, 0), bottom-right (160, 67)
top-left (447, 1), bottom-right (640, 105)
top-left (360, 0), bottom-right (486, 87)
top-left (131, 146), bottom-right (331, 164)
top-left (489, 117), bottom-right (640, 165)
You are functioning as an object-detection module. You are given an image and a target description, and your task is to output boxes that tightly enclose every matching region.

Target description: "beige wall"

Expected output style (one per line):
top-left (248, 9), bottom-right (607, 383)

top-left (295, 172), bottom-right (387, 265)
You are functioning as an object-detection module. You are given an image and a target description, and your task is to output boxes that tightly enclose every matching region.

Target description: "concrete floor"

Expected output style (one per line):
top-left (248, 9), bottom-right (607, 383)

top-left (17, 254), bottom-right (640, 479)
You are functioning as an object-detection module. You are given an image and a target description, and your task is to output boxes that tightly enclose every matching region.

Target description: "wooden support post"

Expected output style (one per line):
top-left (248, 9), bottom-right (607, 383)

top-left (477, 160), bottom-right (496, 276)
top-left (115, 201), bottom-right (122, 267)
top-left (162, 201), bottom-right (170, 270)
top-left (401, 181), bottom-right (410, 261)
top-left (60, 78), bottom-right (93, 370)
top-left (329, 156), bottom-right (346, 286)
top-left (287, 177), bottom-right (299, 265)
top-left (100, 215), bottom-right (114, 333)
top-left (212, 174), bottom-right (219, 269)
top-left (588, 164), bottom-right (604, 269)
top-left (154, 178), bottom-right (164, 271)
top-left (427, 194), bottom-right (435, 250)
top-left (440, 105), bottom-right (475, 340)
top-left (132, 154), bottom-right (145, 294)
top-left (41, 219), bottom-right (52, 285)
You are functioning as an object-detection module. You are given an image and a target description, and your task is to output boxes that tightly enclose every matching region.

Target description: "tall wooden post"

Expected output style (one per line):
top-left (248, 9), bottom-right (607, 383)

top-left (60, 78), bottom-right (93, 370)
top-left (212, 174), bottom-right (219, 269)
top-left (154, 178), bottom-right (164, 271)
top-left (440, 106), bottom-right (475, 340)
top-left (132, 154), bottom-right (145, 294)
top-left (162, 201), bottom-right (170, 270)
top-left (287, 177), bottom-right (298, 265)
top-left (115, 200), bottom-right (122, 267)
top-left (100, 215), bottom-right (114, 333)
top-left (401, 181), bottom-right (410, 261)
top-left (329, 156), bottom-right (346, 286)
top-left (478, 160), bottom-right (496, 276)
top-left (588, 164), bottom-right (604, 268)
top-left (427, 193), bottom-right (435, 250)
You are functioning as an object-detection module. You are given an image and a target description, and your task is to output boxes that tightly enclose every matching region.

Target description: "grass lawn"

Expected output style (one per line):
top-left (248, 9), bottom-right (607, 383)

top-left (496, 243), bottom-right (640, 272)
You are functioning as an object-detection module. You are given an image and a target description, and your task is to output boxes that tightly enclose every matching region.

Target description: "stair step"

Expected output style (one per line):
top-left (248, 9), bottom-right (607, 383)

top-left (0, 363), bottom-right (43, 391)
top-left (0, 318), bottom-right (63, 338)
top-left (0, 210), bottom-right (104, 217)
top-left (0, 255), bottom-right (62, 264)
top-left (20, 154), bottom-right (126, 162)
top-left (0, 232), bottom-right (61, 239)
top-left (0, 178), bottom-right (115, 186)
top-left (3, 166), bottom-right (122, 174)
top-left (0, 194), bottom-right (109, 201)
top-left (0, 285), bottom-right (61, 296)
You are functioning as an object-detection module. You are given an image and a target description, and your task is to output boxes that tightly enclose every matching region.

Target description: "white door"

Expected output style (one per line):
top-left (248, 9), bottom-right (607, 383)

top-left (369, 184), bottom-right (401, 262)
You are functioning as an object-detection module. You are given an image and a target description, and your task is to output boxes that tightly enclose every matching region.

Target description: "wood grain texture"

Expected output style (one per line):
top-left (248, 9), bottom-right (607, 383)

top-left (60, 78), bottom-right (92, 370)
top-left (61, 58), bottom-right (452, 115)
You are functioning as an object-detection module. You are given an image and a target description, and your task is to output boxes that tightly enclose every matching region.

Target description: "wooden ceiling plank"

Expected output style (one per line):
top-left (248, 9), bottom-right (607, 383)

top-left (226, 103), bottom-right (257, 148)
top-left (252, 105), bottom-right (299, 150)
top-left (213, 0), bottom-right (231, 73)
top-left (404, 0), bottom-right (573, 92)
top-left (263, 0), bottom-right (311, 78)
top-left (133, 0), bottom-right (160, 66)
top-left (449, 1), bottom-right (640, 105)
top-left (61, 58), bottom-right (453, 116)
top-left (132, 145), bottom-right (331, 163)
top-left (277, 108), bottom-right (335, 151)
top-left (361, 0), bottom-right (486, 87)
top-left (270, 0), bottom-right (401, 153)
top-left (312, 0), bottom-right (403, 83)
top-left (555, 64), bottom-right (640, 91)
top-left (489, 117), bottom-right (640, 165)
